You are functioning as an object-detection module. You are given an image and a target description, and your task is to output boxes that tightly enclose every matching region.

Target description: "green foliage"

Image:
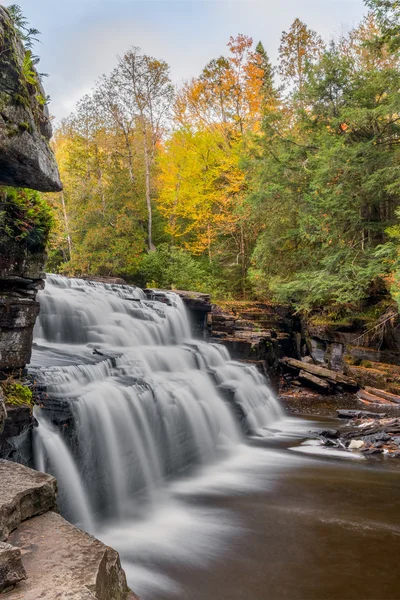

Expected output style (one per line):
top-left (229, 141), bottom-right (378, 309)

top-left (0, 187), bottom-right (53, 250)
top-left (7, 4), bottom-right (40, 51)
top-left (365, 0), bottom-right (400, 50)
top-left (21, 50), bottom-right (38, 85)
top-left (138, 244), bottom-right (212, 291)
top-left (1, 378), bottom-right (33, 408)
top-left (246, 23), bottom-right (400, 311)
top-left (47, 9), bottom-right (400, 314)
top-left (136, 244), bottom-right (232, 299)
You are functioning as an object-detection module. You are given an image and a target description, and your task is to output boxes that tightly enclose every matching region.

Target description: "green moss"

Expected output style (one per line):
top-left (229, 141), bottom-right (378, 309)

top-left (18, 121), bottom-right (32, 133)
top-left (1, 380), bottom-right (33, 408)
top-left (361, 360), bottom-right (373, 369)
top-left (1, 11), bottom-right (46, 128)
top-left (0, 187), bottom-right (54, 250)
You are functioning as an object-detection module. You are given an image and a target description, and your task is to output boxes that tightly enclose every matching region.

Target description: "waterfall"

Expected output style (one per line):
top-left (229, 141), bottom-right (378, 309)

top-left (31, 274), bottom-right (282, 529)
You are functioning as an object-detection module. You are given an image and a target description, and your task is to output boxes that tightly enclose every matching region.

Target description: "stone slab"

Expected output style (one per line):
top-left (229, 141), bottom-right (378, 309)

top-left (5, 511), bottom-right (137, 600)
top-left (0, 460), bottom-right (57, 541)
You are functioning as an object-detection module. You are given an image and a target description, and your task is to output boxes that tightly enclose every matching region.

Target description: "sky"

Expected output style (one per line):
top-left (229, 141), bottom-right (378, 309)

top-left (11, 0), bottom-right (367, 122)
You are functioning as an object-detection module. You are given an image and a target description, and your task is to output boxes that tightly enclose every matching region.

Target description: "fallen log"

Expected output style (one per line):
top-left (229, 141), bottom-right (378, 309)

top-left (365, 387), bottom-right (400, 405)
top-left (298, 370), bottom-right (331, 392)
top-left (357, 389), bottom-right (394, 405)
top-left (281, 358), bottom-right (358, 390)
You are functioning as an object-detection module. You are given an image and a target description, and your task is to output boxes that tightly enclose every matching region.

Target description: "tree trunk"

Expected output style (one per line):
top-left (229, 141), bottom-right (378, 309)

top-left (143, 136), bottom-right (154, 252)
top-left (60, 191), bottom-right (72, 260)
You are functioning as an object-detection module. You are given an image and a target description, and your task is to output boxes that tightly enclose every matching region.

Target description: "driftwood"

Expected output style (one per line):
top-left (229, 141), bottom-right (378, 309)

top-left (364, 387), bottom-right (400, 405)
top-left (357, 389), bottom-right (391, 405)
top-left (298, 370), bottom-right (331, 392)
top-left (281, 358), bottom-right (358, 390)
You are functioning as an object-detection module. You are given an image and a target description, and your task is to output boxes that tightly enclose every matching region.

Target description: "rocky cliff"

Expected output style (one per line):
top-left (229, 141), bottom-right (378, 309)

top-left (0, 6), bottom-right (61, 192)
top-left (0, 3), bottom-right (61, 449)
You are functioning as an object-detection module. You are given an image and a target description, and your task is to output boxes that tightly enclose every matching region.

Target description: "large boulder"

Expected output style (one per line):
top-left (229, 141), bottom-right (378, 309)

top-left (0, 6), bottom-right (62, 192)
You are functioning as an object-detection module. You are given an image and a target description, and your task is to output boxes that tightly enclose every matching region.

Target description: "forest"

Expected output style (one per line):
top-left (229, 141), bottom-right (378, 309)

top-left (11, 0), bottom-right (400, 313)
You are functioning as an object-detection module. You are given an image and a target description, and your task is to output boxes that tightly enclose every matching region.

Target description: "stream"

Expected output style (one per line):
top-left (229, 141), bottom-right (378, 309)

top-left (29, 275), bottom-right (400, 600)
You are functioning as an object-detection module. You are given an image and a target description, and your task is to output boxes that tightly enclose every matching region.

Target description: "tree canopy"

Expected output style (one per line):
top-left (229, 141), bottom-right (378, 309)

top-left (44, 2), bottom-right (400, 311)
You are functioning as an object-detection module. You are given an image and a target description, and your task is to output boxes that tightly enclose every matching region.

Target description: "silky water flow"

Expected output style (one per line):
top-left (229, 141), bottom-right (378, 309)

top-left (30, 274), bottom-right (284, 598)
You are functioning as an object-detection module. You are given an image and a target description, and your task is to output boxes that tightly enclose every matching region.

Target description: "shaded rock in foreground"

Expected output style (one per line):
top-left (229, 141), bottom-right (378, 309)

top-left (0, 7), bottom-right (62, 191)
top-left (5, 511), bottom-right (137, 600)
top-left (0, 459), bottom-right (57, 541)
top-left (0, 541), bottom-right (27, 592)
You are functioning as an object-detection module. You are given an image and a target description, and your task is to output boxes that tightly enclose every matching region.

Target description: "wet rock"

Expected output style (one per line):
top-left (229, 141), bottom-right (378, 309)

top-left (0, 459), bottom-right (57, 541)
top-left (337, 409), bottom-right (387, 419)
top-left (6, 511), bottom-right (136, 600)
top-left (316, 429), bottom-right (339, 439)
top-left (0, 7), bottom-right (62, 191)
top-left (0, 405), bottom-right (37, 467)
top-left (83, 276), bottom-right (127, 285)
top-left (0, 541), bottom-right (27, 592)
top-left (362, 447), bottom-right (383, 456)
top-left (362, 432), bottom-right (391, 444)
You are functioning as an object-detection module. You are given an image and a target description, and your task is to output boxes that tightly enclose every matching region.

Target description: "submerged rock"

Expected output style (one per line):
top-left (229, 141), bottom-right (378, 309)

top-left (0, 6), bottom-right (61, 191)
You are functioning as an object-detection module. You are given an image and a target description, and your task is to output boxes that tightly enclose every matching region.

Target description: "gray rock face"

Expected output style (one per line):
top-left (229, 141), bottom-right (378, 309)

top-left (0, 406), bottom-right (37, 467)
top-left (0, 391), bottom-right (6, 435)
top-left (0, 459), bottom-right (57, 541)
top-left (0, 6), bottom-right (62, 192)
top-left (0, 235), bottom-right (45, 371)
top-left (0, 541), bottom-right (27, 592)
top-left (6, 511), bottom-right (138, 600)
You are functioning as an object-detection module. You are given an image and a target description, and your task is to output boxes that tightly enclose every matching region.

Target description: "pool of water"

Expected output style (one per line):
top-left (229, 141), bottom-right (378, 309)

top-left (98, 413), bottom-right (400, 600)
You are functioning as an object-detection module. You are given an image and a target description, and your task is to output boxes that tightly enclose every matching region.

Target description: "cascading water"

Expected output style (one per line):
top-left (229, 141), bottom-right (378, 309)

top-left (30, 274), bottom-right (283, 596)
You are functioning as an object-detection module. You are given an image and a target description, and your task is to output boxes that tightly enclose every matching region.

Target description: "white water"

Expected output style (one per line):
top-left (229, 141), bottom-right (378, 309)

top-left (31, 274), bottom-right (283, 597)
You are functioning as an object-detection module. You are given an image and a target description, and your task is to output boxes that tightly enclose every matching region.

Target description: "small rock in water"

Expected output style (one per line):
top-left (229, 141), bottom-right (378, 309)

top-left (348, 440), bottom-right (365, 450)
top-left (316, 429), bottom-right (339, 439)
